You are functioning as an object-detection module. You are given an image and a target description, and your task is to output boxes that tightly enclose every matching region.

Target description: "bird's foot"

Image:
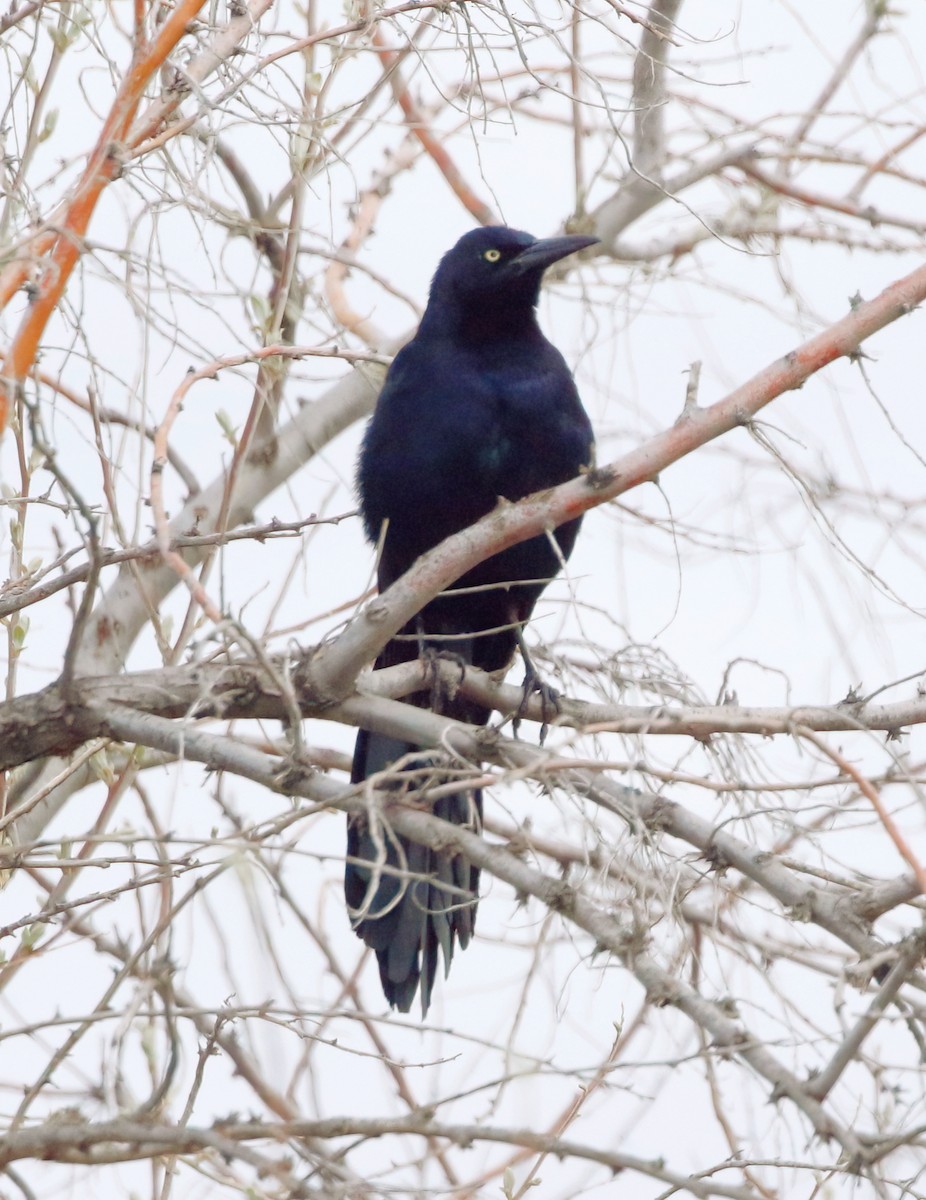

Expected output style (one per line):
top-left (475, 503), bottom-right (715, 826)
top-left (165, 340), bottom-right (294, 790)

top-left (514, 663), bottom-right (560, 745)
top-left (422, 647), bottom-right (469, 710)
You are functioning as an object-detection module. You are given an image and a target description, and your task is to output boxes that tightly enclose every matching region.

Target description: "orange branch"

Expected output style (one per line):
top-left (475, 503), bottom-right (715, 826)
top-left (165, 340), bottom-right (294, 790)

top-left (741, 162), bottom-right (926, 235)
top-left (798, 728), bottom-right (926, 895)
top-left (0, 0), bottom-right (208, 436)
top-left (309, 255), bottom-right (926, 699)
top-left (372, 27), bottom-right (498, 225)
top-left (0, 1), bottom-right (276, 316)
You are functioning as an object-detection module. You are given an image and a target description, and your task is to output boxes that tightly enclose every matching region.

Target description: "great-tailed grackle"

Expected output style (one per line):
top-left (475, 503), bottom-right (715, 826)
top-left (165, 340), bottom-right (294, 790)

top-left (347, 225), bottom-right (597, 1014)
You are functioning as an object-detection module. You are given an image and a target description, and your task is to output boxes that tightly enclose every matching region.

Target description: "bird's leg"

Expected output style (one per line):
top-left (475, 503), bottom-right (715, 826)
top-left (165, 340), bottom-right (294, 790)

top-left (513, 622), bottom-right (559, 744)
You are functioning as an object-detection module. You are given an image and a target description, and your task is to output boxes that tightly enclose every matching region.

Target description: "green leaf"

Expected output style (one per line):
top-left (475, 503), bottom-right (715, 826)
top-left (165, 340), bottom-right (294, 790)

top-left (38, 109), bottom-right (58, 143)
top-left (90, 749), bottom-right (115, 786)
top-left (12, 615), bottom-right (29, 648)
top-left (215, 409), bottom-right (238, 448)
top-left (21, 923), bottom-right (45, 950)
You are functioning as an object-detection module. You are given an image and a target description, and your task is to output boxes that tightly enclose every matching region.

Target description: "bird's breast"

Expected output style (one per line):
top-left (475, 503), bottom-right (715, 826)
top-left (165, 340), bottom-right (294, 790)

top-left (359, 337), bottom-right (592, 552)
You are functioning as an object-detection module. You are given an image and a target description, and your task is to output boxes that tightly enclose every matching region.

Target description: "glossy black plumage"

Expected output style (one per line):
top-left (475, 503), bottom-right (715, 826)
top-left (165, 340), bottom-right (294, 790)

top-left (347, 225), bottom-right (596, 1014)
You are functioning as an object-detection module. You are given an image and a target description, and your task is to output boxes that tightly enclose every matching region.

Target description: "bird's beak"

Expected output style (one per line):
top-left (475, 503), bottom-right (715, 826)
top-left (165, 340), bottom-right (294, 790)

top-left (510, 233), bottom-right (600, 274)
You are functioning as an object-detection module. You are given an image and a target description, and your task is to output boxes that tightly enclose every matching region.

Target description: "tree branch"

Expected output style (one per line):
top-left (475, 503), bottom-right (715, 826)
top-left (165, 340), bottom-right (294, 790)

top-left (305, 258), bottom-right (926, 701)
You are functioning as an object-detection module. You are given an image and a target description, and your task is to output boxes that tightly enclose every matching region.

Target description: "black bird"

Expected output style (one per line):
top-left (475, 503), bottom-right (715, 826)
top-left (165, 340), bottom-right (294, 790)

top-left (347, 225), bottom-right (597, 1014)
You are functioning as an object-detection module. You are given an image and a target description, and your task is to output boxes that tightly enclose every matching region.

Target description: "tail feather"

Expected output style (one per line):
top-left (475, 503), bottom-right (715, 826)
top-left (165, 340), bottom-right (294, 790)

top-left (346, 728), bottom-right (482, 1014)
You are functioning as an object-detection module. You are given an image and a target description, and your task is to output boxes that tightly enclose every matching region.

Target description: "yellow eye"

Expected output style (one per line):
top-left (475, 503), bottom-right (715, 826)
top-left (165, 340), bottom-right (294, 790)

top-left (483, 248), bottom-right (501, 262)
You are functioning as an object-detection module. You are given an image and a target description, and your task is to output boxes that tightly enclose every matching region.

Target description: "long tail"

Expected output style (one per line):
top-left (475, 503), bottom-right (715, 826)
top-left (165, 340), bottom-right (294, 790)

top-left (346, 724), bottom-right (482, 1015)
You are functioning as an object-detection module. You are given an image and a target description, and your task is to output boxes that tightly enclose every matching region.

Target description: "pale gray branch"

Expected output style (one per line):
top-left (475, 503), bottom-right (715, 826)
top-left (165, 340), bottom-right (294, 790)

top-left (0, 1112), bottom-right (766, 1196)
top-left (37, 707), bottom-right (879, 1163)
top-left (631, 0), bottom-right (684, 174)
top-left (4, 655), bottom-right (926, 783)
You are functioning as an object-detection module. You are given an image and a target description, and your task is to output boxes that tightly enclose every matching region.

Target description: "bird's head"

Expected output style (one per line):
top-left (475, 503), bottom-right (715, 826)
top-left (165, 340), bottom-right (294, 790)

top-left (425, 226), bottom-right (598, 327)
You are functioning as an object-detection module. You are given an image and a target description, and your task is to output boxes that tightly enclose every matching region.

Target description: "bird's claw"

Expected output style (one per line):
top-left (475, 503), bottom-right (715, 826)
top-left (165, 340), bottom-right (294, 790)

top-left (514, 665), bottom-right (561, 745)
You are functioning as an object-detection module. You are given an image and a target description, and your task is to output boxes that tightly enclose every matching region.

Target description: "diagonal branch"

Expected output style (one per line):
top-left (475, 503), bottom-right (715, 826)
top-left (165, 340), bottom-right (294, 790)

top-left (0, 0), bottom-right (210, 431)
top-left (306, 257), bottom-right (926, 701)
top-left (0, 0), bottom-right (277, 314)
